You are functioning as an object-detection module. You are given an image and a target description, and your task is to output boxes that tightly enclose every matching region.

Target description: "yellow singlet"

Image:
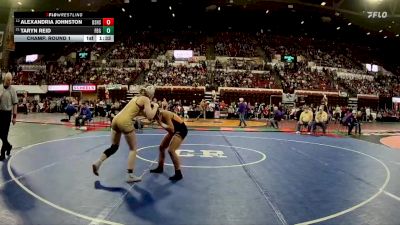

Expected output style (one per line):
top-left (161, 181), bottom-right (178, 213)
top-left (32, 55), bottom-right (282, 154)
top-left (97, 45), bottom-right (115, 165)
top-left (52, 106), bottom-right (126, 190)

top-left (111, 96), bottom-right (143, 133)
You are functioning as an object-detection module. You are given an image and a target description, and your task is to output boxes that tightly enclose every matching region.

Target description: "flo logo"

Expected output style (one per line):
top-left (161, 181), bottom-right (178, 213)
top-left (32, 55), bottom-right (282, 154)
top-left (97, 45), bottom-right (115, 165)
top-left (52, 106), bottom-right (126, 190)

top-left (367, 11), bottom-right (388, 18)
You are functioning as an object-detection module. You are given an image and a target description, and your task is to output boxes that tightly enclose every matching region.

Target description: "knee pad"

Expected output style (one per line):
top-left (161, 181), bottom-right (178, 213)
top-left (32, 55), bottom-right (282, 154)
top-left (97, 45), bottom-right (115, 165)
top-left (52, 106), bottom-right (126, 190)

top-left (104, 144), bottom-right (119, 157)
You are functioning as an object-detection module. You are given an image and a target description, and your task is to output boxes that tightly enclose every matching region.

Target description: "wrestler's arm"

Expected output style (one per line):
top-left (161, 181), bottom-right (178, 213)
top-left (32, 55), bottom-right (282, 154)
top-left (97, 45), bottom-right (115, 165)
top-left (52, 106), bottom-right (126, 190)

top-left (142, 96), bottom-right (158, 119)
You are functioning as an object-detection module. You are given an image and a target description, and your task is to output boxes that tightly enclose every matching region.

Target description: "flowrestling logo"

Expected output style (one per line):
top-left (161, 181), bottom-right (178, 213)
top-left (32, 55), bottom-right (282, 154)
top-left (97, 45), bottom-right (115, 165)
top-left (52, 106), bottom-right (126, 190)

top-left (367, 11), bottom-right (388, 18)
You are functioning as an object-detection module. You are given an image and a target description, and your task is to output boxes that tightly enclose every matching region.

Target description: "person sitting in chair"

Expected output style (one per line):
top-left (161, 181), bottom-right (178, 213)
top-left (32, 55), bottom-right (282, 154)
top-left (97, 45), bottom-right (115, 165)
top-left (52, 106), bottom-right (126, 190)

top-left (296, 105), bottom-right (313, 134)
top-left (75, 102), bottom-right (92, 126)
top-left (108, 102), bottom-right (120, 124)
top-left (269, 106), bottom-right (282, 129)
top-left (312, 105), bottom-right (328, 134)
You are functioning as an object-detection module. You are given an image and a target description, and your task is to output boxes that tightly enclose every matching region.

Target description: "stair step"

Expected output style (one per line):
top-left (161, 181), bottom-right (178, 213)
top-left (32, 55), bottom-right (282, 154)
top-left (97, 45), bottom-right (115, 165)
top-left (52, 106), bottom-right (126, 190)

top-left (204, 92), bottom-right (220, 102)
top-left (348, 97), bottom-right (358, 108)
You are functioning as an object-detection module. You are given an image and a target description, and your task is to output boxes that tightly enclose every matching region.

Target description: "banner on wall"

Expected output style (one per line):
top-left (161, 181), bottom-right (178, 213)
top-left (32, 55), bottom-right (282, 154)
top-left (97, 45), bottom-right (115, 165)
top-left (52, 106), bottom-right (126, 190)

top-left (392, 97), bottom-right (400, 103)
top-left (188, 56), bottom-right (206, 63)
top-left (357, 94), bottom-right (379, 99)
top-left (72, 84), bottom-right (96, 92)
top-left (48, 85), bottom-right (69, 92)
top-left (13, 85), bottom-right (46, 94)
top-left (20, 64), bottom-right (46, 71)
top-left (107, 84), bottom-right (122, 90)
top-left (282, 93), bottom-right (296, 103)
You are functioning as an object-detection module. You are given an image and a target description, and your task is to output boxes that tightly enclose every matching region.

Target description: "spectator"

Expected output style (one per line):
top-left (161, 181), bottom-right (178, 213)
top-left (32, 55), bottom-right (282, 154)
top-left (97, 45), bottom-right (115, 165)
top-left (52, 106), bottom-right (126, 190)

top-left (312, 105), bottom-right (328, 134)
top-left (65, 102), bottom-right (77, 121)
top-left (238, 98), bottom-right (247, 127)
top-left (296, 106), bottom-right (313, 134)
top-left (75, 102), bottom-right (92, 126)
top-left (269, 106), bottom-right (282, 129)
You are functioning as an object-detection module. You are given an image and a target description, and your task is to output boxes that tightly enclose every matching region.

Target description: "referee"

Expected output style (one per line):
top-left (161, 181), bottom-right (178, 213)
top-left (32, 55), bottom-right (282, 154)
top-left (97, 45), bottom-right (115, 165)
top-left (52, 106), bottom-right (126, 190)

top-left (0, 72), bottom-right (18, 160)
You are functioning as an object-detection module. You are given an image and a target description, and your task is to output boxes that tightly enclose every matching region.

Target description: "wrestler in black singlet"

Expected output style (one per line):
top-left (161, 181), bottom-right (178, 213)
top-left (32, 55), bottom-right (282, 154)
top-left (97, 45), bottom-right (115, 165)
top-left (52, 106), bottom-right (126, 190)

top-left (171, 114), bottom-right (188, 139)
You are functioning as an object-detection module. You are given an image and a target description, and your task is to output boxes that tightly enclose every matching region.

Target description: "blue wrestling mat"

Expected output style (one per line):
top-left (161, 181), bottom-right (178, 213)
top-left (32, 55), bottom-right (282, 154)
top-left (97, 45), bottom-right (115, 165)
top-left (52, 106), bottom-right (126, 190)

top-left (2, 130), bottom-right (400, 225)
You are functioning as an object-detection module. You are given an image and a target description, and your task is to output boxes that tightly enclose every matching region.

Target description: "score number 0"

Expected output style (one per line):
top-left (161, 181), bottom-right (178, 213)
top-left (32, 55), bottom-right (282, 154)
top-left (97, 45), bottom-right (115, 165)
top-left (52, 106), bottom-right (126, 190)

top-left (102, 18), bottom-right (114, 26)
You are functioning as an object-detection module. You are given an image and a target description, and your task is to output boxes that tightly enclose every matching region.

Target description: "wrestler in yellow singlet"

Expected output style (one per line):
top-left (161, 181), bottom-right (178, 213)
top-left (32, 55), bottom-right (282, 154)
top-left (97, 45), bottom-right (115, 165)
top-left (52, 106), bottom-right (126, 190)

top-left (111, 96), bottom-right (144, 134)
top-left (92, 85), bottom-right (159, 183)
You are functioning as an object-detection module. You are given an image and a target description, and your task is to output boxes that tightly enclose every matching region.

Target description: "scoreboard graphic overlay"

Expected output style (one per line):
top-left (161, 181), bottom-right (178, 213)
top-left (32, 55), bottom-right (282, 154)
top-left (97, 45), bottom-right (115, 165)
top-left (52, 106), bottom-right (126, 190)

top-left (14, 12), bottom-right (114, 43)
